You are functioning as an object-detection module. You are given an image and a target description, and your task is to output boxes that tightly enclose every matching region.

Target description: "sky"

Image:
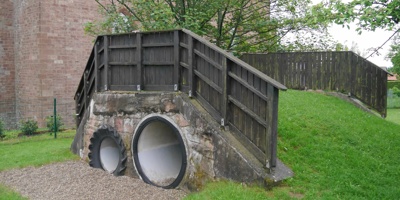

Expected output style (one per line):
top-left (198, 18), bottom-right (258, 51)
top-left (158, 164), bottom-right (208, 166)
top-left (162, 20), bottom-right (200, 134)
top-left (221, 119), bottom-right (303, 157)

top-left (329, 24), bottom-right (395, 68)
top-left (311, 0), bottom-right (395, 68)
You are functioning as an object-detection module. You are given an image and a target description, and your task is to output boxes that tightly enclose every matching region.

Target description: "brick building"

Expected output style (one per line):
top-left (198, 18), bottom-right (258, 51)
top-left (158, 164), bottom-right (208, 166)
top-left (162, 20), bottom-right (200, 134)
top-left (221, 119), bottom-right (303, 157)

top-left (0, 0), bottom-right (100, 128)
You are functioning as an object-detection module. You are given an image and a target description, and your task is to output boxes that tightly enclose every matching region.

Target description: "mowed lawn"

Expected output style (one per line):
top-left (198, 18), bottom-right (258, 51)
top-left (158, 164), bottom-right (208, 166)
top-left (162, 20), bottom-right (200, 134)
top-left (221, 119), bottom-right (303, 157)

top-left (0, 130), bottom-right (78, 171)
top-left (186, 90), bottom-right (400, 199)
top-left (386, 108), bottom-right (400, 125)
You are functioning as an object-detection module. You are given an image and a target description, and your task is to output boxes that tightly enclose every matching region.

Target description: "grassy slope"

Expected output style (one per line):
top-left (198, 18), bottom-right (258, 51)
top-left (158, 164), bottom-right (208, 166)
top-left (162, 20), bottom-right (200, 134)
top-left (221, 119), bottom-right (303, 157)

top-left (186, 90), bottom-right (400, 199)
top-left (386, 109), bottom-right (400, 125)
top-left (275, 90), bottom-right (400, 199)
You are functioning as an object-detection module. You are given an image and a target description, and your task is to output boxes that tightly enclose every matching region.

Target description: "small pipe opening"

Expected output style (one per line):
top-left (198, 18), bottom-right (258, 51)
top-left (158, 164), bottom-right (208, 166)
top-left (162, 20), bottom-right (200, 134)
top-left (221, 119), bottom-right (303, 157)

top-left (133, 116), bottom-right (187, 188)
top-left (100, 137), bottom-right (120, 173)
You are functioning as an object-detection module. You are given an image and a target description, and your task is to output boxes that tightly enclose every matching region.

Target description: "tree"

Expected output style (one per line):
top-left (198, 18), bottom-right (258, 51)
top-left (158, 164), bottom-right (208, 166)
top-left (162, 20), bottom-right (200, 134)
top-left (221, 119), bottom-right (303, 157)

top-left (330, 0), bottom-right (400, 60)
top-left (386, 33), bottom-right (400, 74)
top-left (332, 0), bottom-right (400, 33)
top-left (86, 0), bottom-right (338, 53)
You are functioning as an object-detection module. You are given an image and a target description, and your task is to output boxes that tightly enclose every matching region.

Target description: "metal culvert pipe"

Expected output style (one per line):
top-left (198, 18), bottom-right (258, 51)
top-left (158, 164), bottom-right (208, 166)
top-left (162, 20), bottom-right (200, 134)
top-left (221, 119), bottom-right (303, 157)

top-left (132, 115), bottom-right (187, 189)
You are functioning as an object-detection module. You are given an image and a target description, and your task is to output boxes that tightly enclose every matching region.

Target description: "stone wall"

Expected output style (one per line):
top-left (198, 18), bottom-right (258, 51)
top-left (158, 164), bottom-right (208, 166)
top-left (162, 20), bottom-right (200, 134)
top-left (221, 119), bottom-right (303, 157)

top-left (72, 92), bottom-right (292, 191)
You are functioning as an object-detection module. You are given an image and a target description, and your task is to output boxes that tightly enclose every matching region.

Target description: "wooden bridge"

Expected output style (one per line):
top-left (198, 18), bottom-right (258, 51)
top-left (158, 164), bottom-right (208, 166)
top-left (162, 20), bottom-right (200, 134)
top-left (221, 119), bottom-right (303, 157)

top-left (74, 29), bottom-right (287, 175)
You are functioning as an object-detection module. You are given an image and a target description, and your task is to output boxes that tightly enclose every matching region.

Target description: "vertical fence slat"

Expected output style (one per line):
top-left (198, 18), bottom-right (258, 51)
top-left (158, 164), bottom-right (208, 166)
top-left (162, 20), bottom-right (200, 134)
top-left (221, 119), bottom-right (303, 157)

top-left (188, 35), bottom-right (195, 96)
top-left (136, 33), bottom-right (142, 90)
top-left (174, 30), bottom-right (180, 90)
top-left (94, 42), bottom-right (99, 92)
top-left (104, 36), bottom-right (109, 91)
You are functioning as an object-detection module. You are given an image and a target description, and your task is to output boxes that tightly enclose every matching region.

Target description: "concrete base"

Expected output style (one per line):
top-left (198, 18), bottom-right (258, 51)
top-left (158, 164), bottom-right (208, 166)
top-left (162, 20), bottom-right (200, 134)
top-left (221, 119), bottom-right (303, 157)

top-left (71, 91), bottom-right (293, 191)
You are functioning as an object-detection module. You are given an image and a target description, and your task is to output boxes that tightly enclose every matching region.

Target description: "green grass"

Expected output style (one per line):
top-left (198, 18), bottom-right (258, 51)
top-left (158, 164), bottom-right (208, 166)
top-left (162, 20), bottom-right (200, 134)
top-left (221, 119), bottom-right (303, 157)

top-left (387, 96), bottom-right (400, 108)
top-left (186, 90), bottom-right (400, 199)
top-left (0, 129), bottom-right (78, 171)
top-left (0, 185), bottom-right (26, 200)
top-left (386, 109), bottom-right (400, 125)
top-left (0, 129), bottom-right (78, 199)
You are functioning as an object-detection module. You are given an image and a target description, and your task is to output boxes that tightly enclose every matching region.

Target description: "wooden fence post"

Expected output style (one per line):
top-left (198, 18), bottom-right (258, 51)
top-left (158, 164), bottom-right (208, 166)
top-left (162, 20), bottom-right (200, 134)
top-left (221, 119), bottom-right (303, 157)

top-left (221, 57), bottom-right (228, 126)
top-left (136, 33), bottom-right (142, 91)
top-left (269, 85), bottom-right (279, 168)
top-left (103, 36), bottom-right (109, 91)
top-left (94, 41), bottom-right (99, 92)
top-left (188, 35), bottom-right (195, 97)
top-left (173, 30), bottom-right (180, 91)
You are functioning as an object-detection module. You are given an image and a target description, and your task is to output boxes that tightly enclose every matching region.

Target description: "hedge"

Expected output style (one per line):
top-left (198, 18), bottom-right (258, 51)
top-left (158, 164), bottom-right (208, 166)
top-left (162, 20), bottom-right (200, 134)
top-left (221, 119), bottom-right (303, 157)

top-left (388, 81), bottom-right (400, 89)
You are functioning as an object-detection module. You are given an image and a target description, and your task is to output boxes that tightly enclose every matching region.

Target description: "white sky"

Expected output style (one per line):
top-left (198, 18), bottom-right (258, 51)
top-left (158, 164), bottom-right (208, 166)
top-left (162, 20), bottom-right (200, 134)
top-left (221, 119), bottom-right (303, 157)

top-left (311, 0), bottom-right (395, 68)
top-left (329, 24), bottom-right (394, 67)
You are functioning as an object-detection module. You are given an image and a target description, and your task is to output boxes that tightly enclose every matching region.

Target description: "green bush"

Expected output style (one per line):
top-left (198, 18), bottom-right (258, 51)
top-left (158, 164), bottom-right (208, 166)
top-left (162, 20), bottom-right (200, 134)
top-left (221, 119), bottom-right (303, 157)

top-left (388, 81), bottom-right (400, 89)
top-left (392, 86), bottom-right (400, 97)
top-left (20, 119), bottom-right (38, 136)
top-left (46, 115), bottom-right (64, 132)
top-left (0, 120), bottom-right (5, 139)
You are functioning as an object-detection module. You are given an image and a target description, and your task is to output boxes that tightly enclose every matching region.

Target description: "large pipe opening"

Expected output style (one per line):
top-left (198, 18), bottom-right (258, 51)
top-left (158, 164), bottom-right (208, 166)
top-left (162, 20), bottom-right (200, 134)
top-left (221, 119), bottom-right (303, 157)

top-left (100, 137), bottom-right (120, 173)
top-left (132, 116), bottom-right (187, 188)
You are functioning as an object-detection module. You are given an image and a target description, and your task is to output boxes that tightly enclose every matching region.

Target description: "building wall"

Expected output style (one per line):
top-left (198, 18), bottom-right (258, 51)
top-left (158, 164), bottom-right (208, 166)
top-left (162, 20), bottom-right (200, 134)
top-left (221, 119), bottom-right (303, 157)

top-left (0, 0), bottom-right (16, 127)
top-left (0, 0), bottom-right (100, 128)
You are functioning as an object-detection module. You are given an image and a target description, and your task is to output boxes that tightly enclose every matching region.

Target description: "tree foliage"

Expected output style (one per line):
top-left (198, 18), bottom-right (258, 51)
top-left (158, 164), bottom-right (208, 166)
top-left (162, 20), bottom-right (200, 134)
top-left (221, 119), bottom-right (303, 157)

top-left (330, 0), bottom-right (400, 68)
top-left (387, 33), bottom-right (400, 74)
top-left (331, 0), bottom-right (400, 33)
top-left (86, 0), bottom-right (337, 53)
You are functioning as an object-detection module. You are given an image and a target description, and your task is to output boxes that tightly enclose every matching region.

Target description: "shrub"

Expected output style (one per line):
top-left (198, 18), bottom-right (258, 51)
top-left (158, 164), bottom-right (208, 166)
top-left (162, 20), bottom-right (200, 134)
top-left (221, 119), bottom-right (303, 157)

top-left (0, 120), bottom-right (5, 139)
top-left (388, 81), bottom-right (400, 89)
top-left (20, 119), bottom-right (38, 136)
top-left (392, 86), bottom-right (400, 97)
top-left (46, 115), bottom-right (64, 132)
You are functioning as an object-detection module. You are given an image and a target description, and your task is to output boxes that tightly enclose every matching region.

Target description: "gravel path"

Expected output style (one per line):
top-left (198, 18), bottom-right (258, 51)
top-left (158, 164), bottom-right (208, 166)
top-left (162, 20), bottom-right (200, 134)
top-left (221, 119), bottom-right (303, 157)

top-left (0, 161), bottom-right (186, 200)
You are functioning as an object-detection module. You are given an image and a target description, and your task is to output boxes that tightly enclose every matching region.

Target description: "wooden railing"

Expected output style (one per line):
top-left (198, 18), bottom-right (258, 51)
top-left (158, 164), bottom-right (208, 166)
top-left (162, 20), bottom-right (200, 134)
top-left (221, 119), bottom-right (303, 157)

top-left (241, 52), bottom-right (389, 117)
top-left (75, 29), bottom-right (287, 168)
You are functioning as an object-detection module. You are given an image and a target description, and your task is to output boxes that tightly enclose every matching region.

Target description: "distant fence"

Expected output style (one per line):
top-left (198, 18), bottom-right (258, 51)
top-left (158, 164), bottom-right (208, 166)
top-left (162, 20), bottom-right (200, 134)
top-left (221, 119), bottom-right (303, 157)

top-left (241, 52), bottom-right (389, 117)
top-left (75, 29), bottom-right (287, 168)
top-left (0, 100), bottom-right (75, 130)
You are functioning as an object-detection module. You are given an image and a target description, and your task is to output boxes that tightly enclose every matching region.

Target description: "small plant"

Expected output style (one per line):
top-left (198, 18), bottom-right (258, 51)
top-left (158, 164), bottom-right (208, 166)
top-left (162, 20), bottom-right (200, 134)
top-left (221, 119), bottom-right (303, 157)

top-left (20, 119), bottom-right (38, 136)
top-left (46, 115), bottom-right (64, 132)
top-left (0, 120), bottom-right (5, 140)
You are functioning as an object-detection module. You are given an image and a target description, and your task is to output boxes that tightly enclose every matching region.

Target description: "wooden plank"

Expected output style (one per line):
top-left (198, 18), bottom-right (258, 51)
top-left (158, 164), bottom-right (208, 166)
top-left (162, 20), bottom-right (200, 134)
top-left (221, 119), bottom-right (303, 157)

top-left (174, 30), bottom-right (180, 90)
top-left (142, 42), bottom-right (174, 47)
top-left (180, 62), bottom-right (189, 69)
top-left (182, 29), bottom-right (287, 90)
top-left (188, 35), bottom-right (195, 96)
top-left (109, 62), bottom-right (137, 66)
top-left (196, 91), bottom-right (222, 121)
top-left (228, 121), bottom-right (266, 165)
top-left (221, 57), bottom-right (228, 126)
top-left (228, 95), bottom-right (268, 128)
top-left (109, 45), bottom-right (137, 49)
top-left (94, 42), bottom-right (99, 92)
top-left (136, 33), bottom-right (143, 90)
top-left (228, 71), bottom-right (268, 102)
top-left (194, 49), bottom-right (223, 71)
top-left (142, 61), bottom-right (174, 65)
top-left (104, 36), bottom-right (109, 91)
top-left (194, 70), bottom-right (222, 94)
top-left (268, 84), bottom-right (279, 168)
top-left (179, 42), bottom-right (188, 49)
top-left (142, 85), bottom-right (175, 91)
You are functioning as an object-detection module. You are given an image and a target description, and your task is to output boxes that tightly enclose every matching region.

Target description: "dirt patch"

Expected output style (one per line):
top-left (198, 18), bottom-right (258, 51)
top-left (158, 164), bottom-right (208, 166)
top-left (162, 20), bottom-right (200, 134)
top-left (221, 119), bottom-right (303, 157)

top-left (0, 161), bottom-right (186, 200)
